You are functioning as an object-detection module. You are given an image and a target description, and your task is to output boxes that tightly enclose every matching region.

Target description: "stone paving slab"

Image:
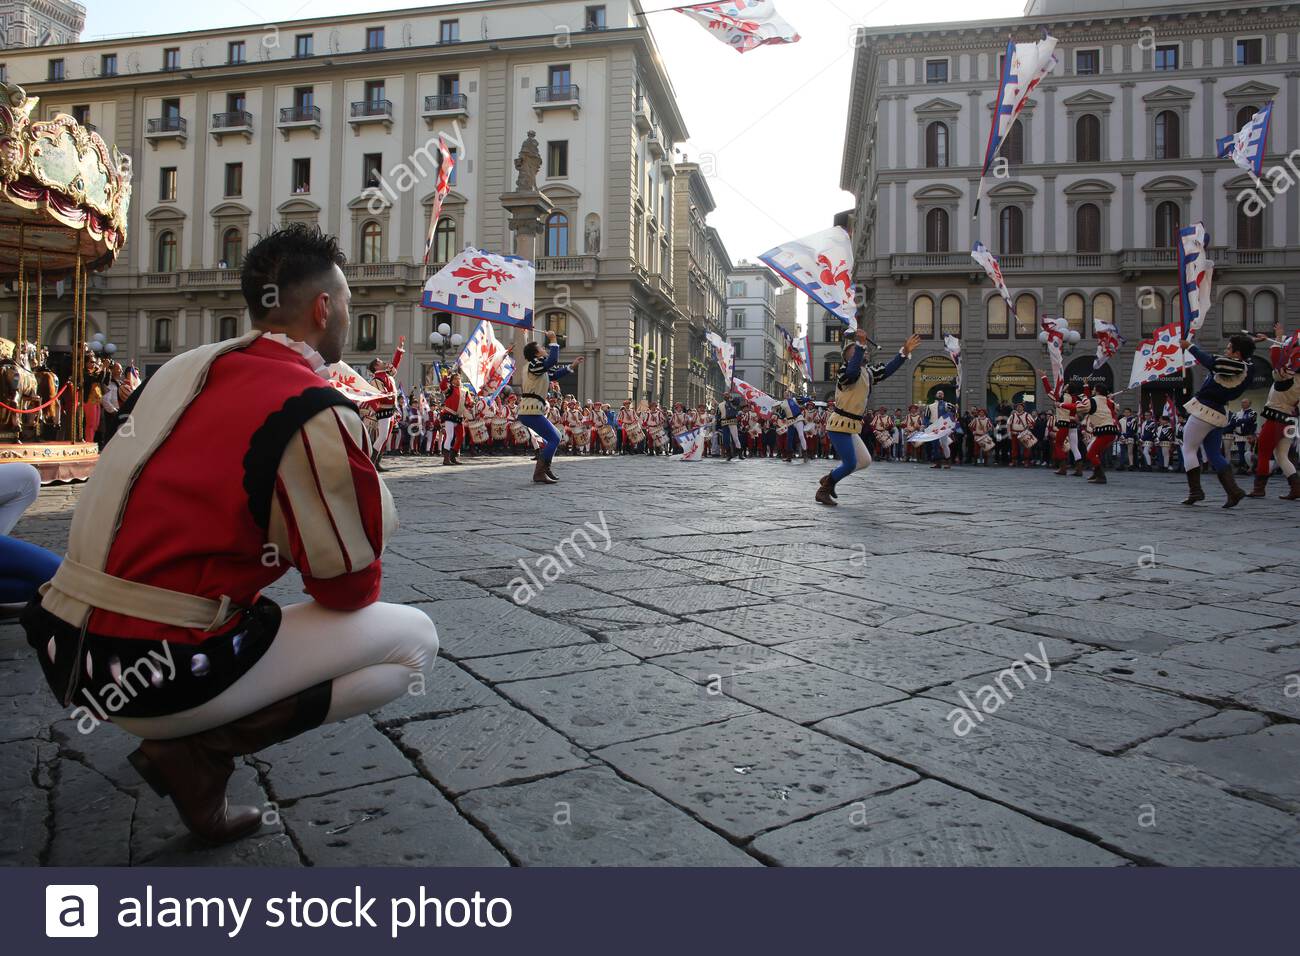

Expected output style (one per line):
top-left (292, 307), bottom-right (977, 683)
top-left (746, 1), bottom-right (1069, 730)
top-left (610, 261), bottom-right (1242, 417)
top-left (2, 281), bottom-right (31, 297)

top-left (258, 718), bottom-right (416, 801)
top-left (463, 644), bottom-right (640, 683)
top-left (778, 633), bottom-right (1009, 693)
top-left (751, 779), bottom-right (1127, 867)
top-left (685, 605), bottom-right (869, 646)
top-left (422, 597), bottom-right (594, 659)
top-left (818, 698), bottom-right (1300, 866)
top-left (597, 713), bottom-right (919, 841)
top-left (459, 768), bottom-right (760, 867)
top-left (617, 584), bottom-right (759, 616)
top-left (718, 664), bottom-right (908, 724)
top-left (371, 660), bottom-right (507, 724)
top-left (598, 622), bottom-right (746, 658)
top-left (1137, 725), bottom-right (1300, 809)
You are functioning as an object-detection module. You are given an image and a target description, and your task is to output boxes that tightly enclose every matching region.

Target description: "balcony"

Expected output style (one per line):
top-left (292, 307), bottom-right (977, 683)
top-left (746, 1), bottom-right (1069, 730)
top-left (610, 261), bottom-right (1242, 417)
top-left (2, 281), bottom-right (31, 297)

top-left (342, 262), bottom-right (416, 292)
top-left (536, 255), bottom-right (598, 287)
top-left (534, 84), bottom-right (581, 120)
top-left (210, 110), bottom-right (254, 143)
top-left (633, 96), bottom-right (652, 133)
top-left (1118, 247), bottom-right (1177, 279)
top-left (144, 115), bottom-right (187, 149)
top-left (647, 131), bottom-right (666, 159)
top-left (422, 92), bottom-right (469, 125)
top-left (278, 105), bottom-right (321, 141)
top-left (349, 99), bottom-right (394, 134)
top-left (887, 251), bottom-right (1122, 282)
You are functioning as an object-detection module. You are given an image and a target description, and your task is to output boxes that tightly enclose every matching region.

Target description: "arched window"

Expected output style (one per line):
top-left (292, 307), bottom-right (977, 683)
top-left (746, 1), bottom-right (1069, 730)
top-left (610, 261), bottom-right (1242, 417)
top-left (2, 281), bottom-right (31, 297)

top-left (912, 357), bottom-right (960, 405)
top-left (1014, 293), bottom-right (1037, 338)
top-left (153, 317), bottom-right (172, 352)
top-left (355, 313), bottom-right (378, 351)
top-left (1253, 290), bottom-right (1277, 334)
top-left (546, 212), bottom-right (570, 256)
top-left (986, 356), bottom-right (1037, 411)
top-left (218, 315), bottom-right (238, 340)
top-left (1236, 199), bottom-right (1263, 250)
top-left (998, 205), bottom-right (1024, 254)
top-left (912, 295), bottom-right (935, 338)
top-left (1236, 105), bottom-right (1258, 130)
top-left (156, 230), bottom-right (177, 273)
top-left (940, 295), bottom-right (962, 337)
top-left (925, 208), bottom-right (949, 253)
top-left (360, 221), bottom-right (383, 264)
top-left (1004, 120), bottom-right (1024, 166)
top-left (1075, 114), bottom-right (1101, 162)
top-left (925, 121), bottom-right (949, 168)
top-left (1075, 203), bottom-right (1101, 253)
top-left (1141, 291), bottom-right (1165, 336)
top-left (432, 218), bottom-right (456, 263)
top-left (1222, 291), bottom-right (1246, 335)
top-left (1091, 292), bottom-right (1115, 331)
top-left (1063, 293), bottom-right (1086, 336)
top-left (1154, 201), bottom-right (1181, 248)
top-left (987, 296), bottom-right (1009, 337)
top-left (1154, 110), bottom-right (1181, 160)
top-left (544, 311), bottom-right (569, 340)
top-left (220, 228), bottom-right (242, 267)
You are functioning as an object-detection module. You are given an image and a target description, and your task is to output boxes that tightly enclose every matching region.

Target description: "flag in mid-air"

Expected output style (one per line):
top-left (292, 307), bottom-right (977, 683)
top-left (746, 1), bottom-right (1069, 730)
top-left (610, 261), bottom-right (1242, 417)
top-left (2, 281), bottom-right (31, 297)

top-left (422, 248), bottom-right (535, 329)
top-left (327, 362), bottom-right (389, 407)
top-left (1093, 318), bottom-right (1124, 370)
top-left (977, 33), bottom-right (1059, 214)
top-left (705, 331), bottom-right (736, 384)
top-left (759, 226), bottom-right (857, 328)
top-left (1164, 393), bottom-right (1181, 426)
top-left (1177, 223), bottom-right (1215, 338)
top-left (1217, 102), bottom-right (1272, 180)
top-left (457, 320), bottom-right (515, 399)
top-left (732, 377), bottom-right (777, 412)
top-left (908, 417), bottom-right (958, 446)
top-left (677, 1), bottom-right (800, 54)
top-left (1040, 315), bottom-right (1070, 387)
top-left (423, 134), bottom-right (457, 265)
top-left (1128, 323), bottom-right (1193, 388)
top-left (797, 333), bottom-right (814, 385)
top-left (971, 241), bottom-right (1015, 311)
top-left (1278, 331), bottom-right (1300, 375)
top-left (676, 426), bottom-right (710, 462)
top-left (776, 323), bottom-right (806, 375)
top-left (943, 334), bottom-right (962, 398)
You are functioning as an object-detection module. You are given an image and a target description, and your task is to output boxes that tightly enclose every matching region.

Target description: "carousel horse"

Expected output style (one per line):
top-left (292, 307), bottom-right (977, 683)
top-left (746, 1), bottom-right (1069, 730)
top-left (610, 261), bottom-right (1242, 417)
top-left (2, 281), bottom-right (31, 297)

top-left (32, 348), bottom-right (60, 435)
top-left (0, 342), bottom-right (39, 441)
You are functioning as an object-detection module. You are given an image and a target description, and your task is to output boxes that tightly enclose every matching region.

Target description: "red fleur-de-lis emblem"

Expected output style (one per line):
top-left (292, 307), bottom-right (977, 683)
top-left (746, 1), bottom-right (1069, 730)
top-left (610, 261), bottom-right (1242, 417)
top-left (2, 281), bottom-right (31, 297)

top-left (817, 254), bottom-right (853, 299)
top-left (452, 256), bottom-right (516, 294)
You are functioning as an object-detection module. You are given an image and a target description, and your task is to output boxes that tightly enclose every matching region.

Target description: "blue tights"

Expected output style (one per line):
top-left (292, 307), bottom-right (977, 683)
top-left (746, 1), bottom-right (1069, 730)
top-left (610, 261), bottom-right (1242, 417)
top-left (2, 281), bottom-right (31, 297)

top-left (0, 536), bottom-right (60, 604)
top-left (519, 415), bottom-right (561, 460)
top-left (828, 431), bottom-right (870, 484)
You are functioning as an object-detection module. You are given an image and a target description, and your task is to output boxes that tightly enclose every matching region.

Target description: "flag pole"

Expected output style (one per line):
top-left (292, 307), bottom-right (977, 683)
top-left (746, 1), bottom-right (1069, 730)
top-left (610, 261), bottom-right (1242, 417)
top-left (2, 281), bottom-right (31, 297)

top-left (634, 2), bottom-right (706, 16)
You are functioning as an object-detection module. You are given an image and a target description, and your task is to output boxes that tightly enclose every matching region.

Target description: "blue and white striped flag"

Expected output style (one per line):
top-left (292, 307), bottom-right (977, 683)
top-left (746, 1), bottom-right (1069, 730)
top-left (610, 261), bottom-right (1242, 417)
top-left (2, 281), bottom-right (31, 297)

top-left (1217, 102), bottom-right (1273, 180)
top-left (976, 33), bottom-right (1058, 215)
top-left (1177, 223), bottom-right (1215, 338)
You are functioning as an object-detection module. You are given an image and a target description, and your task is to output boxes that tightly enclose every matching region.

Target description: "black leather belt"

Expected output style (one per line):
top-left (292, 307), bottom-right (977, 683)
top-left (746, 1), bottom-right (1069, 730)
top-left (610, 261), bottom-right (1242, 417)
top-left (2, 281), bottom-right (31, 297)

top-left (835, 409), bottom-right (863, 422)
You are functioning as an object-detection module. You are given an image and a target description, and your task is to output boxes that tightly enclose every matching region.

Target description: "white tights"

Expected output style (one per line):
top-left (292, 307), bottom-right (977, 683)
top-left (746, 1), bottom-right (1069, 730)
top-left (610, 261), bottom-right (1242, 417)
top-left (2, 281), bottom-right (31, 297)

top-left (0, 463), bottom-right (41, 535)
top-left (114, 601), bottom-right (439, 740)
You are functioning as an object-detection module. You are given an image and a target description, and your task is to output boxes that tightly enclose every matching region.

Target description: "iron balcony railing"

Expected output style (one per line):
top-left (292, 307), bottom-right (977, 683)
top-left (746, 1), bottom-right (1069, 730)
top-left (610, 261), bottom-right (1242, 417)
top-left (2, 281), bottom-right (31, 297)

top-left (351, 99), bottom-right (393, 118)
top-left (424, 92), bottom-right (468, 112)
top-left (211, 110), bottom-right (253, 129)
top-left (146, 115), bottom-right (186, 134)
top-left (279, 105), bottom-right (321, 124)
top-left (536, 84), bottom-right (580, 104)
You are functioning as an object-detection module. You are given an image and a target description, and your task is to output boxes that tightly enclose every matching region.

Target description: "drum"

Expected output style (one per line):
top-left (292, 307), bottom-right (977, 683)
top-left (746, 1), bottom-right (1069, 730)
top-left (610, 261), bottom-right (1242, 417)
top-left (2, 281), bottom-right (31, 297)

top-left (509, 422), bottom-right (531, 444)
top-left (491, 419), bottom-right (508, 441)
top-left (468, 420), bottom-right (490, 444)
top-left (748, 422), bottom-right (762, 438)
top-left (598, 423), bottom-right (617, 451)
top-left (652, 428), bottom-right (669, 449)
top-left (625, 420), bottom-right (645, 445)
top-left (976, 433), bottom-right (996, 452)
top-left (875, 430), bottom-right (895, 448)
top-left (573, 425), bottom-right (590, 448)
top-left (1017, 431), bottom-right (1038, 450)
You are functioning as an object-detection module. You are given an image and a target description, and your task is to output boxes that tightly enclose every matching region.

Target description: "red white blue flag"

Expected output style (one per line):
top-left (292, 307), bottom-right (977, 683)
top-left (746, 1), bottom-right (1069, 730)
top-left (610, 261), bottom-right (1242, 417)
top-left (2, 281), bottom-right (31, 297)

top-left (422, 248), bottom-right (535, 329)
top-left (1217, 102), bottom-right (1272, 180)
top-left (705, 331), bottom-right (735, 384)
top-left (675, 425), bottom-right (710, 462)
top-left (678, 1), bottom-right (800, 54)
top-left (423, 134), bottom-right (457, 265)
top-left (733, 377), bottom-right (777, 412)
top-left (1093, 317), bottom-right (1124, 370)
top-left (1128, 323), bottom-right (1194, 388)
top-left (776, 323), bottom-right (806, 375)
top-left (457, 320), bottom-right (515, 399)
top-left (1177, 223), bottom-right (1215, 338)
top-left (971, 241), bottom-right (1015, 311)
top-left (977, 34), bottom-right (1058, 214)
top-left (944, 334), bottom-right (962, 399)
top-left (759, 226), bottom-right (856, 329)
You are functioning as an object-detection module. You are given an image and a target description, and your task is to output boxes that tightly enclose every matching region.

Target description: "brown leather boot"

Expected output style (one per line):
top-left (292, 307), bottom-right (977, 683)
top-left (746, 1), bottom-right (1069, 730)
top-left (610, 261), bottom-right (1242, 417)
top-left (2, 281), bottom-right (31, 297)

top-left (1087, 464), bottom-right (1106, 484)
top-left (815, 474), bottom-right (838, 506)
top-left (442, 451), bottom-right (452, 466)
top-left (1282, 474), bottom-right (1300, 501)
top-left (1054, 462), bottom-right (1067, 476)
top-left (1182, 467), bottom-right (1205, 505)
top-left (533, 459), bottom-right (557, 484)
top-left (1072, 461), bottom-right (1085, 477)
top-left (1247, 475), bottom-right (1269, 498)
top-left (544, 457), bottom-right (560, 482)
top-left (128, 685), bottom-right (329, 845)
top-left (1216, 466), bottom-right (1246, 508)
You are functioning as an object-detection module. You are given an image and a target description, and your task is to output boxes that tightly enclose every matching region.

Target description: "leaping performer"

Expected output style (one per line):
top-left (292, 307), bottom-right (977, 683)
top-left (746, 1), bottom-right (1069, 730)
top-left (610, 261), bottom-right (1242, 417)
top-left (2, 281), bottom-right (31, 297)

top-left (510, 328), bottom-right (584, 484)
top-left (1178, 333), bottom-right (1256, 507)
top-left (816, 330), bottom-right (921, 506)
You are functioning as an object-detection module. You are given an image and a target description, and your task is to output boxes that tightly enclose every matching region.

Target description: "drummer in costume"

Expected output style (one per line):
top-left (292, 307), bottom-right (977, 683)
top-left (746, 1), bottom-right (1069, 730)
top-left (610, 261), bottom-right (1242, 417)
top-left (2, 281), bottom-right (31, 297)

top-left (20, 225), bottom-right (438, 845)
top-left (1008, 402), bottom-right (1035, 467)
top-left (970, 407), bottom-right (994, 465)
top-left (1178, 333), bottom-right (1256, 507)
top-left (511, 329), bottom-right (584, 484)
top-left (816, 330), bottom-right (921, 506)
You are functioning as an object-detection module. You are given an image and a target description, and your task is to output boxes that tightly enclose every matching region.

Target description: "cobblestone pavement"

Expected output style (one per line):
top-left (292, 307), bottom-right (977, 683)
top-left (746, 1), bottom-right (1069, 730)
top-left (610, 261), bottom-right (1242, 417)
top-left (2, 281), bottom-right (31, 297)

top-left (4, 454), bottom-right (1299, 866)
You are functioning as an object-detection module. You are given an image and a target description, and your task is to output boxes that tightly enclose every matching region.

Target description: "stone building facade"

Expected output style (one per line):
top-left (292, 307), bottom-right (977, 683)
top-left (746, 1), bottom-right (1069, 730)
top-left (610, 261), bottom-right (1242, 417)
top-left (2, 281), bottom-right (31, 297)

top-left (670, 160), bottom-right (732, 410)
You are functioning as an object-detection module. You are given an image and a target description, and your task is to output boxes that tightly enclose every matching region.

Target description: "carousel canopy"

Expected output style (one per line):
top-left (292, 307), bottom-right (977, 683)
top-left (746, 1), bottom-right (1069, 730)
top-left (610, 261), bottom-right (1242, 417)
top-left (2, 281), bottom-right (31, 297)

top-left (0, 82), bottom-right (131, 279)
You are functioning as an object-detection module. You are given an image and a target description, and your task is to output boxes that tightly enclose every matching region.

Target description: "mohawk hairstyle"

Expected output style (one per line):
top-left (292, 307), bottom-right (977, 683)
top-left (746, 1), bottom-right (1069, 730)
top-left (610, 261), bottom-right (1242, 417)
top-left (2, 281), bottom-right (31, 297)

top-left (241, 224), bottom-right (347, 322)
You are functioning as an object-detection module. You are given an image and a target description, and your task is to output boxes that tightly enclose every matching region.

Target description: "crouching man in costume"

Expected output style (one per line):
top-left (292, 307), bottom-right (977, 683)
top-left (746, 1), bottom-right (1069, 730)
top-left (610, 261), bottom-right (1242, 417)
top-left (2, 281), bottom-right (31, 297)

top-left (510, 329), bottom-right (584, 484)
top-left (1179, 333), bottom-right (1256, 507)
top-left (816, 330), bottom-right (921, 506)
top-left (21, 226), bottom-right (439, 845)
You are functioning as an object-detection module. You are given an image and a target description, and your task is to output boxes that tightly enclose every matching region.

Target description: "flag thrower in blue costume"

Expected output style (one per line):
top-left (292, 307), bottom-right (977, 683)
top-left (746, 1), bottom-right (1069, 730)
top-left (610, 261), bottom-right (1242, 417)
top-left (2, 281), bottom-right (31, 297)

top-left (508, 329), bottom-right (585, 485)
top-left (816, 330), bottom-right (922, 507)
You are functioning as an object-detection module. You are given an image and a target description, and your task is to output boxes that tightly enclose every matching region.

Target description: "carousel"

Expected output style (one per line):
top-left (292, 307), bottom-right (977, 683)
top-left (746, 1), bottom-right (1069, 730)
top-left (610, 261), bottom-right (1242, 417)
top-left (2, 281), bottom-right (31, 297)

top-left (0, 81), bottom-right (131, 482)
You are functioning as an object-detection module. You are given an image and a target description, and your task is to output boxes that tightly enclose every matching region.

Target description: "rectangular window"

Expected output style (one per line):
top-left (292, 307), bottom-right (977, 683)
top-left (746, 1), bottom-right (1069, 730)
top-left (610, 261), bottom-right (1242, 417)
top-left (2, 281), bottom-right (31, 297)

top-left (101, 53), bottom-right (117, 76)
top-left (363, 152), bottom-right (383, 189)
top-left (547, 140), bottom-right (569, 177)
top-left (1154, 45), bottom-right (1179, 71)
top-left (293, 86), bottom-right (314, 112)
top-left (163, 47), bottom-right (180, 71)
top-left (364, 79), bottom-right (386, 103)
top-left (292, 158), bottom-right (311, 193)
top-left (224, 162), bottom-right (243, 197)
top-left (732, 339), bottom-right (744, 360)
top-left (1075, 49), bottom-right (1100, 75)
top-left (731, 310), bottom-right (745, 328)
top-left (227, 91), bottom-right (246, 113)
top-left (438, 73), bottom-right (460, 97)
top-left (0, 64), bottom-right (6, 83)
top-left (160, 167), bottom-right (177, 201)
top-left (924, 59), bottom-right (948, 84)
top-left (365, 27), bottom-right (385, 51)
top-left (549, 64), bottom-right (572, 90)
top-left (162, 97), bottom-right (180, 121)
top-left (228, 41), bottom-right (246, 64)
top-left (1236, 38), bottom-right (1263, 66)
top-left (48, 58), bottom-right (64, 81)
top-left (295, 34), bottom-right (313, 58)
top-left (71, 104), bottom-right (90, 125)
top-left (730, 281), bottom-right (745, 296)
top-left (585, 5), bottom-right (607, 30)
top-left (440, 20), bottom-right (460, 43)
top-left (356, 314), bottom-right (378, 352)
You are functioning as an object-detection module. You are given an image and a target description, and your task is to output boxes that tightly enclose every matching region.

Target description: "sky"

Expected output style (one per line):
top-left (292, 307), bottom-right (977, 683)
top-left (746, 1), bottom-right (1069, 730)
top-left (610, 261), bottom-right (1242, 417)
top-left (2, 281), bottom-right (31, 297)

top-left (84, 0), bottom-right (1027, 318)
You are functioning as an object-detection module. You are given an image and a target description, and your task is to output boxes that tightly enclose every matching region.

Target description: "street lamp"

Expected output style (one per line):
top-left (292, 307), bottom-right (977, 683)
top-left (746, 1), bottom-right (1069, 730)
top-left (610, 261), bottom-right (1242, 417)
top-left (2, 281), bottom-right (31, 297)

top-left (429, 319), bottom-right (464, 367)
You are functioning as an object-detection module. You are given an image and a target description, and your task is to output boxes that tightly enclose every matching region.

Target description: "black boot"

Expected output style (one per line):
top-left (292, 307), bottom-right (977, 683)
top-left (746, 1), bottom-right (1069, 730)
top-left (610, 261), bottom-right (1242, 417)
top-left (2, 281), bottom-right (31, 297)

top-left (1181, 467), bottom-right (1205, 505)
top-left (1216, 466), bottom-right (1246, 508)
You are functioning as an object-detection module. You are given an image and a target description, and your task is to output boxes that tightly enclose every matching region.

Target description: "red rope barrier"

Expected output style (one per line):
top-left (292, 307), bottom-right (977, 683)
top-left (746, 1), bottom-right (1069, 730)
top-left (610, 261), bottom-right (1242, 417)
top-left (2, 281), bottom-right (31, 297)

top-left (0, 380), bottom-right (70, 414)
